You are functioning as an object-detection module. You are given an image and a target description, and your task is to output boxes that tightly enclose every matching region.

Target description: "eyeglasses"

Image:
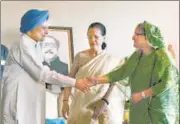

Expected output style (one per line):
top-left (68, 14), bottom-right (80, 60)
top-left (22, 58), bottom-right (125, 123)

top-left (134, 32), bottom-right (145, 36)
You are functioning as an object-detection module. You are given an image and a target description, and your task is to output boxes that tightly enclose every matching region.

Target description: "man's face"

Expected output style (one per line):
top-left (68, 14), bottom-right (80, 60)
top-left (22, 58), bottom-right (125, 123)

top-left (41, 37), bottom-right (59, 62)
top-left (28, 21), bottom-right (49, 42)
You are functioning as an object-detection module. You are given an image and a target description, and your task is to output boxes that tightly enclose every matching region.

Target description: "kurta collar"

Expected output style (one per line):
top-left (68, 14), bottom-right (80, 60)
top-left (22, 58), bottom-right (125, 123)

top-left (21, 34), bottom-right (38, 48)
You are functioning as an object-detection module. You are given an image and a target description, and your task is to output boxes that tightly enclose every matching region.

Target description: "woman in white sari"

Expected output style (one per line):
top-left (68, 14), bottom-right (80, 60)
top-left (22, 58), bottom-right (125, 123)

top-left (62, 22), bottom-right (129, 124)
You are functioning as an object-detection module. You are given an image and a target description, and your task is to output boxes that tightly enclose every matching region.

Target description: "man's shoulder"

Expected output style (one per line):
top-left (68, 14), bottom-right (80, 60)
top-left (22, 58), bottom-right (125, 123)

top-left (50, 57), bottom-right (68, 74)
top-left (58, 59), bottom-right (68, 67)
top-left (53, 57), bottom-right (68, 66)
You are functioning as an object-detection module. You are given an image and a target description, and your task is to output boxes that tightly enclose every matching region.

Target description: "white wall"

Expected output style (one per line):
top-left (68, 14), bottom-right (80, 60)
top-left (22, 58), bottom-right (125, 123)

top-left (1, 1), bottom-right (179, 65)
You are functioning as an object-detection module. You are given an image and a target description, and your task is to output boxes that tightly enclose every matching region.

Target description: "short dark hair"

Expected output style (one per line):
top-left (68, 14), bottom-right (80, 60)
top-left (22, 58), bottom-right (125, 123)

top-left (88, 22), bottom-right (106, 36)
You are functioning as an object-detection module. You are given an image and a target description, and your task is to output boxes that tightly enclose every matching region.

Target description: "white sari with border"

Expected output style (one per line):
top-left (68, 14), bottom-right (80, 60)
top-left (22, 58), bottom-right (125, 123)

top-left (67, 51), bottom-right (128, 124)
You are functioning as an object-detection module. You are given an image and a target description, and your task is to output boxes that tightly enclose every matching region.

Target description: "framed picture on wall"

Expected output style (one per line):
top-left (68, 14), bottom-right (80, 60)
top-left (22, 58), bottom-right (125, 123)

top-left (41, 26), bottom-right (74, 75)
top-left (41, 26), bottom-right (74, 118)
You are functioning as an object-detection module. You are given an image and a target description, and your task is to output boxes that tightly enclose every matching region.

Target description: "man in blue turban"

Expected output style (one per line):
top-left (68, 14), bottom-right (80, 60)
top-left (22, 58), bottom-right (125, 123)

top-left (20, 9), bottom-right (49, 41)
top-left (0, 9), bottom-right (93, 124)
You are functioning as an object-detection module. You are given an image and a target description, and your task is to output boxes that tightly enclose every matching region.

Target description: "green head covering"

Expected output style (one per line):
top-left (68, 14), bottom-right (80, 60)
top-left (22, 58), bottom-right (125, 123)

top-left (138, 21), bottom-right (165, 49)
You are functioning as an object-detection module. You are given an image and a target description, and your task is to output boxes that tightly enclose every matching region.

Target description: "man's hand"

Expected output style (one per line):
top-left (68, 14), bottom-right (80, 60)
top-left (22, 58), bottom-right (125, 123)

top-left (62, 101), bottom-right (69, 120)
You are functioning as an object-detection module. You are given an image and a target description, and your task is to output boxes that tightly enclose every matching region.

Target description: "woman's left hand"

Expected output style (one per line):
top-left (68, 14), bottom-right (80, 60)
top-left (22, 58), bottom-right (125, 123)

top-left (131, 92), bottom-right (143, 104)
top-left (92, 99), bottom-right (108, 120)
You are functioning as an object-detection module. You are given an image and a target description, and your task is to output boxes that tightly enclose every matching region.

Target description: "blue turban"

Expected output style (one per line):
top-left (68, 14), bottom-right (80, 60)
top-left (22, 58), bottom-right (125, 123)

top-left (20, 9), bottom-right (49, 33)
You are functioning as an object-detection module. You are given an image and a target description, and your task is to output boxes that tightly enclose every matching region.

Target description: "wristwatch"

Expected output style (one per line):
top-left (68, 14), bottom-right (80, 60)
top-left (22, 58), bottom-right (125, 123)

top-left (141, 91), bottom-right (146, 98)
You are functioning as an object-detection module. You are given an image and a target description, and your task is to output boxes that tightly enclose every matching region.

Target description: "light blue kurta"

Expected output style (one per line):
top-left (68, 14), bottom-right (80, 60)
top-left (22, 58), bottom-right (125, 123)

top-left (0, 34), bottom-right (76, 124)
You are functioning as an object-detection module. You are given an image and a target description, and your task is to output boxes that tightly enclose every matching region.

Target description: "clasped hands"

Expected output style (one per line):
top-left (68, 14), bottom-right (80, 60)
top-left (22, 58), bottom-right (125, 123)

top-left (75, 77), bottom-right (97, 93)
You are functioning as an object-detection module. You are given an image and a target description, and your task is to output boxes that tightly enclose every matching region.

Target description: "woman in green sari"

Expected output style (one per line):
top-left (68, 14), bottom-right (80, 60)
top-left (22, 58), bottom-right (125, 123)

top-left (89, 21), bottom-right (179, 124)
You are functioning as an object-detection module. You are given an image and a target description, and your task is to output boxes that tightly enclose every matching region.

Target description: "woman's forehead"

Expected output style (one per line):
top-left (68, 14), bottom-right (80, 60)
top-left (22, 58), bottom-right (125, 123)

top-left (88, 28), bottom-right (102, 35)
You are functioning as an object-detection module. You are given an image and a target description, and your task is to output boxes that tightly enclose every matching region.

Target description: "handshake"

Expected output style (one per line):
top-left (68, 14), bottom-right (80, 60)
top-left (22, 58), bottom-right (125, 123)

top-left (74, 77), bottom-right (97, 93)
